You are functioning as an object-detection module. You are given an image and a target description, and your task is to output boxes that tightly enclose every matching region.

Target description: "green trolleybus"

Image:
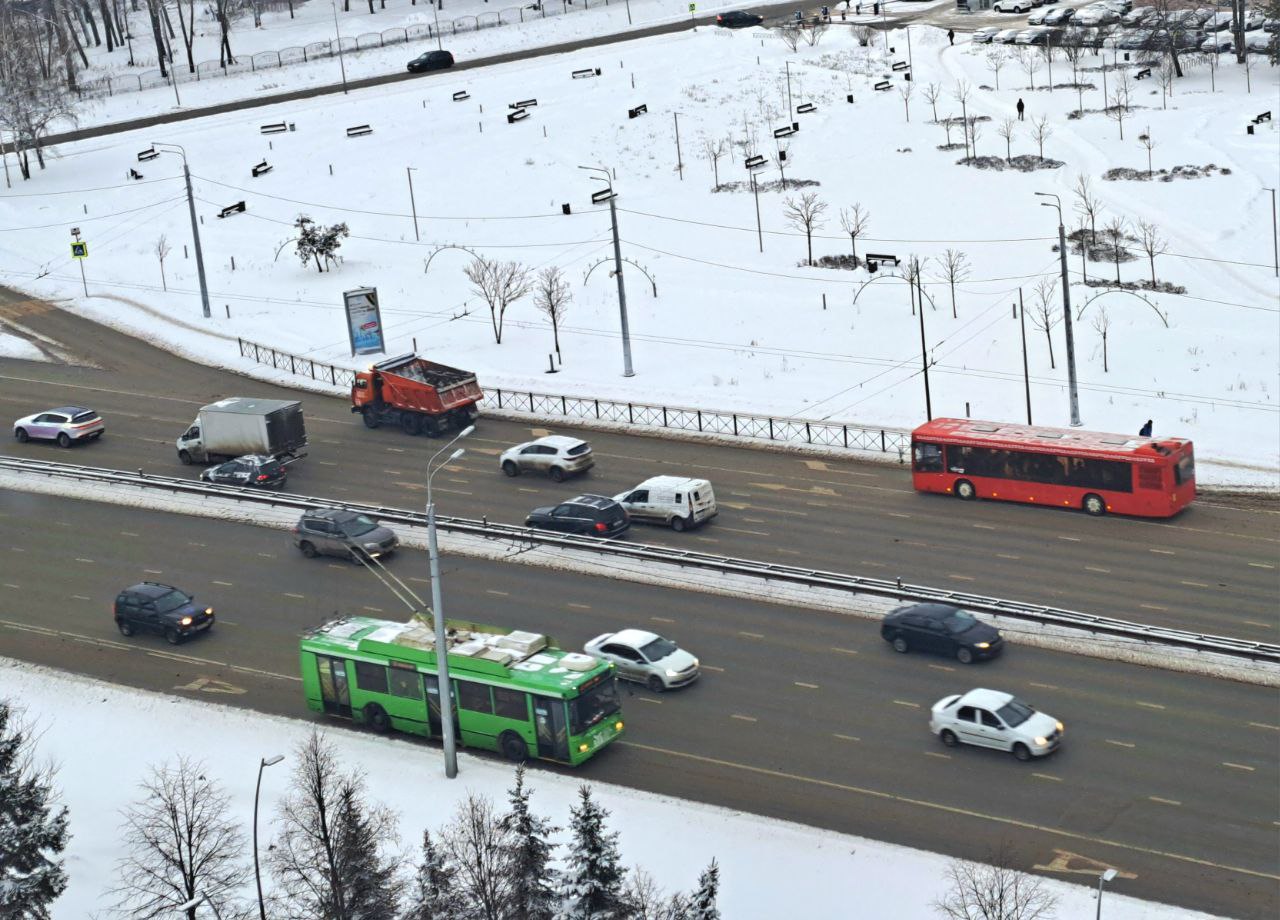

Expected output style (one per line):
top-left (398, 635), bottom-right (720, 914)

top-left (300, 616), bottom-right (625, 766)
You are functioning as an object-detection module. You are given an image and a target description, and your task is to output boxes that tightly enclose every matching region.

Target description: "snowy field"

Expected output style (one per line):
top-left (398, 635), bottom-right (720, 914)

top-left (0, 659), bottom-right (1222, 919)
top-left (1, 23), bottom-right (1277, 488)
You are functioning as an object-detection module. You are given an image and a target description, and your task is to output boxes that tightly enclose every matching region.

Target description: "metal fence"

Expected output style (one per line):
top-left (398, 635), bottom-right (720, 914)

top-left (237, 337), bottom-right (911, 454)
top-left (77, 0), bottom-right (614, 100)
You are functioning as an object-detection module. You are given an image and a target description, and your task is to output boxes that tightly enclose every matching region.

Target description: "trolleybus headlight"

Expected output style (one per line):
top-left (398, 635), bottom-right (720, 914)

top-left (579, 742), bottom-right (590, 753)
top-left (614, 720), bottom-right (624, 731)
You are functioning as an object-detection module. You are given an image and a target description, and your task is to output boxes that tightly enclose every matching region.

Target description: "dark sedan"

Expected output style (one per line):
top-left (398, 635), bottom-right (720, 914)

top-left (881, 603), bottom-right (1004, 664)
top-left (407, 50), bottom-right (454, 73)
top-left (717, 10), bottom-right (764, 27)
top-left (526, 495), bottom-right (630, 538)
top-left (199, 454), bottom-right (288, 489)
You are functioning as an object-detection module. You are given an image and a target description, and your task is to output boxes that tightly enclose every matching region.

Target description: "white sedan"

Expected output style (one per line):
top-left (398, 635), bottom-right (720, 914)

top-left (929, 688), bottom-right (1063, 761)
top-left (585, 629), bottom-right (700, 692)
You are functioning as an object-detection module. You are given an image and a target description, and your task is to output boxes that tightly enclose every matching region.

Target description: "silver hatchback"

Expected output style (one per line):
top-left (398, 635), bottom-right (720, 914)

top-left (293, 509), bottom-right (399, 562)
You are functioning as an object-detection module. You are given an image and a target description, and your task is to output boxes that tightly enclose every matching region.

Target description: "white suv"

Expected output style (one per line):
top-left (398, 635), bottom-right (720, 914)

top-left (992, 0), bottom-right (1032, 12)
top-left (500, 435), bottom-right (594, 481)
top-left (929, 688), bottom-right (1064, 761)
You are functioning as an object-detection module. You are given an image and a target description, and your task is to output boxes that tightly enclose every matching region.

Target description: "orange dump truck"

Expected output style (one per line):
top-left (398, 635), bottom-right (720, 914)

top-left (351, 353), bottom-right (482, 437)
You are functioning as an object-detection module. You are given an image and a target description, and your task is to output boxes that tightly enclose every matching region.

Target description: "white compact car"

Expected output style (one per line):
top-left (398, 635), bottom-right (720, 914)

top-left (929, 688), bottom-right (1063, 761)
top-left (585, 629), bottom-right (700, 692)
top-left (499, 435), bottom-right (594, 481)
top-left (614, 476), bottom-right (717, 531)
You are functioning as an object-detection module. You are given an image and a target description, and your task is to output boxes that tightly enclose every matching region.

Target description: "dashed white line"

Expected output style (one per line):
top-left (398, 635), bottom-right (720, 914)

top-left (1150, 548), bottom-right (1176, 555)
top-left (283, 592), bottom-right (305, 599)
top-left (1139, 603), bottom-right (1168, 611)
top-left (1180, 580), bottom-right (1210, 588)
top-left (1105, 739), bottom-right (1136, 749)
top-left (75, 558), bottom-right (94, 564)
top-left (71, 595), bottom-right (90, 601)
top-left (1247, 722), bottom-right (1280, 731)
top-left (925, 751), bottom-right (951, 760)
top-left (730, 714), bottom-right (758, 723)
top-left (1058, 536), bottom-right (1081, 543)
top-left (893, 700), bottom-right (920, 709)
top-left (212, 580), bottom-right (233, 587)
top-left (362, 606), bottom-right (383, 613)
top-left (1148, 796), bottom-right (1182, 806)
top-left (1085, 565), bottom-right (1111, 574)
top-left (833, 733), bottom-right (860, 742)
top-left (1222, 762), bottom-right (1255, 772)
top-left (650, 616), bottom-right (675, 624)
top-left (1032, 773), bottom-right (1062, 782)
top-left (1248, 562), bottom-right (1275, 570)
top-left (739, 631), bottom-right (764, 639)
top-left (794, 682), bottom-right (819, 689)
top-left (1029, 682), bottom-right (1058, 690)
top-left (119, 531), bottom-right (139, 537)
top-left (1135, 701), bottom-right (1166, 710)
top-left (831, 647), bottom-right (859, 656)
top-left (486, 589), bottom-right (510, 597)
top-left (568, 603), bottom-right (591, 610)
top-left (996, 553), bottom-right (1020, 560)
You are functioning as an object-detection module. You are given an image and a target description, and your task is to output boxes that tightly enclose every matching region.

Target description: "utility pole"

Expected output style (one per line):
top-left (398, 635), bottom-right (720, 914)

top-left (785, 61), bottom-right (794, 118)
top-left (331, 0), bottom-right (348, 93)
top-left (1264, 186), bottom-right (1278, 277)
top-left (673, 112), bottom-right (683, 180)
top-left (1036, 192), bottom-right (1081, 426)
top-left (151, 143), bottom-right (211, 319)
top-left (1018, 291), bottom-right (1031, 424)
top-left (580, 166), bottom-right (634, 376)
top-left (915, 257), bottom-right (932, 420)
top-left (751, 171), bottom-right (763, 252)
top-left (406, 167), bottom-right (420, 241)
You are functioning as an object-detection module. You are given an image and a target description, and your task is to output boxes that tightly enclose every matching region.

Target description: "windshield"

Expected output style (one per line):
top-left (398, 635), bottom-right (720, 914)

top-left (639, 637), bottom-right (679, 662)
top-left (154, 590), bottom-right (191, 614)
top-left (996, 699), bottom-right (1035, 728)
top-left (942, 610), bottom-right (977, 634)
top-left (1175, 450), bottom-right (1195, 485)
top-left (568, 677), bottom-right (621, 735)
top-left (339, 515), bottom-right (379, 537)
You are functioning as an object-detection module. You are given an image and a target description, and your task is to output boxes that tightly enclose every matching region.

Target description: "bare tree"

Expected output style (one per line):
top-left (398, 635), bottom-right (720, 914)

top-left (799, 18), bottom-right (829, 45)
top-left (1016, 46), bottom-right (1040, 90)
top-left (1092, 306), bottom-right (1111, 372)
top-left (1104, 216), bottom-right (1129, 283)
top-left (783, 192), bottom-right (828, 266)
top-left (702, 136), bottom-right (727, 189)
top-left (111, 757), bottom-right (249, 920)
top-left (533, 265), bottom-right (572, 363)
top-left (1138, 127), bottom-right (1156, 178)
top-left (465, 256), bottom-right (532, 344)
top-left (174, 0), bottom-right (197, 73)
top-left (1029, 277), bottom-right (1061, 369)
top-left (1106, 71), bottom-right (1131, 140)
top-left (625, 868), bottom-right (690, 920)
top-left (1137, 219), bottom-right (1167, 285)
top-left (922, 82), bottom-right (943, 123)
top-left (154, 234), bottom-right (171, 291)
top-left (941, 249), bottom-right (970, 318)
top-left (953, 81), bottom-right (973, 158)
top-left (0, 35), bottom-right (80, 181)
top-left (775, 142), bottom-right (790, 189)
top-left (899, 79), bottom-right (915, 122)
top-left (1029, 115), bottom-right (1052, 159)
top-left (934, 845), bottom-right (1058, 920)
top-left (440, 794), bottom-right (514, 920)
top-left (1073, 174), bottom-right (1102, 245)
top-left (997, 116), bottom-right (1016, 162)
top-left (777, 25), bottom-right (801, 52)
top-left (967, 116), bottom-right (984, 158)
top-left (1157, 59), bottom-right (1176, 108)
top-left (839, 203), bottom-right (871, 263)
top-left (985, 47), bottom-right (1007, 90)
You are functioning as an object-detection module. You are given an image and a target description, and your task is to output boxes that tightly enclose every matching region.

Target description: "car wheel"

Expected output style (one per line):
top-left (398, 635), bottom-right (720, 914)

top-left (500, 730), bottom-right (529, 762)
top-left (299, 541), bottom-right (318, 558)
top-left (549, 466), bottom-right (565, 482)
top-left (1012, 742), bottom-right (1032, 761)
top-left (14, 428), bottom-right (28, 443)
top-left (955, 479), bottom-right (977, 501)
top-left (956, 647), bottom-right (975, 665)
top-left (116, 619), bottom-right (134, 637)
top-left (670, 515), bottom-right (688, 532)
top-left (349, 548), bottom-right (367, 565)
top-left (178, 450), bottom-right (192, 465)
top-left (502, 460), bottom-right (520, 477)
top-left (57, 432), bottom-right (72, 448)
top-left (400, 413), bottom-right (422, 436)
top-left (362, 407), bottom-right (380, 429)
top-left (165, 627), bottom-right (182, 645)
top-left (891, 636), bottom-right (909, 654)
top-left (364, 703), bottom-right (391, 733)
top-left (646, 675), bottom-right (666, 693)
top-left (1082, 493), bottom-right (1106, 516)
top-left (940, 729), bottom-right (959, 747)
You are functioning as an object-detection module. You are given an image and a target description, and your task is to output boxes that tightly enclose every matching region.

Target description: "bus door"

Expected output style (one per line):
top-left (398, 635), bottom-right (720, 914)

top-left (425, 678), bottom-right (459, 740)
top-left (315, 656), bottom-right (351, 717)
top-left (533, 696), bottom-right (570, 762)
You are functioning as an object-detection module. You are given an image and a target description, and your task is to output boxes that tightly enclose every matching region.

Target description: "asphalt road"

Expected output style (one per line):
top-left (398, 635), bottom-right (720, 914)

top-left (1, 292), bottom-right (1277, 647)
top-left (0, 491), bottom-right (1276, 917)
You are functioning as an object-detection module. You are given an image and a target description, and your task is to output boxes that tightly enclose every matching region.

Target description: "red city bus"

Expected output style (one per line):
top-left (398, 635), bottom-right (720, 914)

top-left (910, 418), bottom-right (1195, 518)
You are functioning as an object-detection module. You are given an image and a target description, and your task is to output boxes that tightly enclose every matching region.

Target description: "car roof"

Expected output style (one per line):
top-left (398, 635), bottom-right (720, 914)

top-left (956, 688), bottom-right (1015, 710)
top-left (124, 582), bottom-right (179, 598)
top-left (565, 494), bottom-right (618, 510)
top-left (235, 454), bottom-right (275, 463)
top-left (635, 475), bottom-right (710, 490)
top-left (891, 603), bottom-right (961, 620)
top-left (307, 508), bottom-right (361, 521)
top-left (52, 406), bottom-right (93, 415)
top-left (610, 628), bottom-right (661, 647)
top-left (532, 435), bottom-right (587, 449)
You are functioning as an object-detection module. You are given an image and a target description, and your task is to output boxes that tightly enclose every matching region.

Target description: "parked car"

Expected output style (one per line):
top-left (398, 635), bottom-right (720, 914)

top-left (1245, 29), bottom-right (1274, 51)
top-left (1200, 31), bottom-right (1235, 51)
top-left (407, 50), bottom-right (454, 73)
top-left (992, 0), bottom-right (1032, 12)
top-left (1074, 6), bottom-right (1119, 25)
top-left (500, 435), bottom-right (594, 481)
top-left (1264, 18), bottom-right (1280, 34)
top-left (929, 688), bottom-right (1063, 761)
top-left (585, 629), bottom-right (700, 692)
top-left (1120, 5), bottom-right (1154, 26)
top-left (971, 26), bottom-right (1002, 42)
top-left (1042, 8), bottom-right (1076, 25)
top-left (881, 603), bottom-right (1003, 664)
top-left (1027, 7), bottom-right (1050, 24)
top-left (1202, 10), bottom-right (1233, 30)
top-left (199, 453), bottom-right (288, 489)
top-left (293, 509), bottom-right (399, 562)
top-left (525, 494), bottom-right (630, 537)
top-left (994, 28), bottom-right (1022, 42)
top-left (613, 476), bottom-right (717, 531)
top-left (1117, 28), bottom-right (1154, 48)
top-left (13, 406), bottom-right (104, 447)
top-left (716, 10), bottom-right (763, 27)
top-left (1243, 9), bottom-right (1266, 29)
top-left (1015, 26), bottom-right (1055, 43)
top-left (1099, 0), bottom-right (1132, 13)
top-left (113, 582), bottom-right (214, 644)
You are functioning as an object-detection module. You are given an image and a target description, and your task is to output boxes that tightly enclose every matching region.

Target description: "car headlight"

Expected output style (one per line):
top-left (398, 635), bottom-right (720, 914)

top-left (665, 669), bottom-right (679, 677)
top-left (1034, 736), bottom-right (1050, 746)
top-left (974, 642), bottom-right (990, 649)
top-left (204, 608), bottom-right (214, 616)
top-left (1056, 721), bottom-right (1064, 733)
top-left (180, 616), bottom-right (193, 626)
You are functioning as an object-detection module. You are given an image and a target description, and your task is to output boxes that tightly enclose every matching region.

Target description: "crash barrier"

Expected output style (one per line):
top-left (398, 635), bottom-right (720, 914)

top-left (346, 124), bottom-right (373, 138)
top-left (236, 336), bottom-right (911, 455)
top-left (3, 456), bottom-right (1276, 679)
top-left (218, 201), bottom-right (247, 218)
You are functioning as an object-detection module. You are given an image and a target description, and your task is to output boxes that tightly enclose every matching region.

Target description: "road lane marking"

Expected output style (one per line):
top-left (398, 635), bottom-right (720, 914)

top-left (743, 517), bottom-right (766, 523)
top-left (1180, 580), bottom-right (1209, 587)
top-left (318, 460), bottom-right (338, 466)
top-left (283, 592), bottom-right (305, 599)
top-left (947, 574), bottom-right (975, 581)
top-left (384, 469), bottom-right (404, 475)
top-left (730, 714), bottom-right (757, 723)
top-left (925, 751), bottom-right (951, 760)
top-left (1247, 722), bottom-right (1280, 731)
top-left (1058, 536), bottom-right (1081, 542)
top-left (927, 664), bottom-right (955, 673)
top-left (257, 552), bottom-right (275, 558)
top-left (362, 606), bottom-right (383, 613)
top-left (75, 558), bottom-right (94, 564)
top-left (1150, 549), bottom-right (1175, 555)
top-left (859, 560), bottom-right (886, 567)
top-left (147, 650), bottom-right (225, 667)
top-left (831, 647), bottom-right (859, 655)
top-left (434, 488), bottom-right (473, 496)
top-left (486, 589), bottom-right (509, 597)
top-left (1105, 739), bottom-right (1136, 749)
top-left (188, 542), bottom-right (206, 547)
top-left (2, 584), bottom-right (17, 589)
top-left (893, 700), bottom-right (920, 709)
top-left (1029, 682), bottom-right (1058, 690)
top-left (1243, 620), bottom-right (1272, 629)
top-left (212, 580), bottom-right (233, 586)
top-left (739, 632), bottom-right (764, 639)
top-left (143, 569), bottom-right (163, 575)
top-left (695, 536), bottom-right (720, 544)
top-left (996, 553), bottom-right (1020, 560)
top-left (702, 664), bottom-right (724, 673)
top-left (1222, 762), bottom-right (1255, 772)
top-left (1134, 701), bottom-right (1165, 710)
top-left (650, 616), bottom-right (675, 624)
top-left (1085, 565), bottom-right (1110, 574)
top-left (409, 577), bottom-right (431, 584)
top-left (833, 733), bottom-right (860, 742)
top-left (636, 697), bottom-right (663, 705)
top-left (972, 523), bottom-right (996, 530)
top-left (1032, 773), bottom-right (1062, 782)
top-left (568, 603), bottom-right (591, 610)
top-left (794, 681), bottom-right (819, 689)
top-left (0, 620), bottom-right (56, 636)
top-left (119, 531), bottom-right (139, 537)
top-left (71, 595), bottom-right (90, 601)
top-left (9, 547), bottom-right (23, 552)
top-left (1149, 796), bottom-right (1182, 806)
top-left (717, 526), bottom-right (769, 536)
top-left (385, 447), bottom-right (406, 453)
top-left (518, 487), bottom-right (540, 493)
top-left (887, 512), bottom-right (910, 519)
top-left (1248, 562), bottom-right (1275, 569)
top-left (1139, 604), bottom-right (1168, 611)
top-left (228, 664), bottom-right (301, 682)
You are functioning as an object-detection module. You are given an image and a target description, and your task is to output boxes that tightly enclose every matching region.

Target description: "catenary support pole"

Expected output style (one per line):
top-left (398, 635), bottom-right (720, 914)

top-left (916, 259), bottom-right (932, 420)
top-left (1018, 290), bottom-right (1032, 424)
top-left (607, 193), bottom-right (635, 376)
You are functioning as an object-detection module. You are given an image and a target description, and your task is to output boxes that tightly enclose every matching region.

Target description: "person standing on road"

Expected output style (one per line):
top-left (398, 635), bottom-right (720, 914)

top-left (1016, 97), bottom-right (1025, 120)
top-left (947, 28), bottom-right (955, 45)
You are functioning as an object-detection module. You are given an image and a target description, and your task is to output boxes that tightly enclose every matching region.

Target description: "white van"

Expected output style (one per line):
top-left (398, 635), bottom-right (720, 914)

top-left (614, 476), bottom-right (717, 531)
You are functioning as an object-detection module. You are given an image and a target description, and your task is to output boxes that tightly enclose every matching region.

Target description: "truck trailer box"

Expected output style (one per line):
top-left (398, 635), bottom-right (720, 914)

top-left (177, 397), bottom-right (307, 464)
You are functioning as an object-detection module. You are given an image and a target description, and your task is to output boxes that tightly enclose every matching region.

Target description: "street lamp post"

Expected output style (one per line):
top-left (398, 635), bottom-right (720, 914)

top-left (433, 0), bottom-right (444, 51)
top-left (331, 1), bottom-right (349, 93)
top-left (179, 892), bottom-right (224, 920)
top-left (1035, 191), bottom-right (1081, 427)
top-left (580, 165), bottom-right (635, 377)
top-left (1264, 186), bottom-right (1278, 277)
top-left (745, 155), bottom-right (767, 253)
top-left (406, 167), bottom-right (420, 242)
top-left (1095, 867), bottom-right (1118, 920)
top-left (148, 143), bottom-right (211, 319)
top-left (673, 112), bottom-right (684, 180)
top-left (252, 754), bottom-right (284, 920)
top-left (427, 424), bottom-right (474, 779)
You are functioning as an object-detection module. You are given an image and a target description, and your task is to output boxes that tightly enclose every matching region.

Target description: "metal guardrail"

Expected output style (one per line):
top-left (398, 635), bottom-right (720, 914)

top-left (4, 457), bottom-right (1277, 666)
top-left (236, 337), bottom-right (912, 454)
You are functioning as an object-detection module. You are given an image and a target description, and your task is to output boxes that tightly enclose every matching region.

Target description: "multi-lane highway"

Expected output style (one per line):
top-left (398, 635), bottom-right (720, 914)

top-left (1, 491), bottom-right (1277, 917)
top-left (1, 292), bottom-right (1277, 643)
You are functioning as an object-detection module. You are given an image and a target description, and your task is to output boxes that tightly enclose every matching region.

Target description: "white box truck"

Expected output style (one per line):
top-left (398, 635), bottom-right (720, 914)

top-left (176, 397), bottom-right (307, 465)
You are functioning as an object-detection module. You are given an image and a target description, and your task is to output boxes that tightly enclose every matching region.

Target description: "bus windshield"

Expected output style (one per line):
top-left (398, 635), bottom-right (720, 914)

top-left (568, 678), bottom-right (621, 735)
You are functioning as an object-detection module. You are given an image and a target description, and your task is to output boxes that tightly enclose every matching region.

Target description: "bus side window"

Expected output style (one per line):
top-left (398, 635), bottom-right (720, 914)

top-left (913, 442), bottom-right (944, 473)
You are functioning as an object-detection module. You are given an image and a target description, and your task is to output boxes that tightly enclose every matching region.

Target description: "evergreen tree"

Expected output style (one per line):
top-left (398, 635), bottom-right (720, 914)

top-left (0, 700), bottom-right (70, 919)
top-left (334, 783), bottom-right (404, 920)
top-left (500, 765), bottom-right (559, 920)
top-left (555, 785), bottom-right (626, 920)
top-left (403, 830), bottom-right (466, 920)
top-left (688, 860), bottom-right (720, 920)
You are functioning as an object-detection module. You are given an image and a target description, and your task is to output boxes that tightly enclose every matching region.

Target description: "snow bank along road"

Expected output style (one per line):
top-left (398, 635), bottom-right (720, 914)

top-left (1, 490), bottom-right (1277, 919)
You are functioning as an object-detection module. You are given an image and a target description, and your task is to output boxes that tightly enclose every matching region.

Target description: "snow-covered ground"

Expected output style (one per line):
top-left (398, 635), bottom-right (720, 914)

top-left (1, 21), bottom-right (1277, 489)
top-left (0, 331), bottom-right (45, 361)
top-left (0, 659), bottom-right (1222, 918)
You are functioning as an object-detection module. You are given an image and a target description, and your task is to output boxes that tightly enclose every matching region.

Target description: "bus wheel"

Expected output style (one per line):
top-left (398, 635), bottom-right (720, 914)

top-left (1082, 493), bottom-right (1106, 516)
top-left (364, 703), bottom-right (391, 733)
top-left (955, 479), bottom-right (976, 501)
top-left (499, 731), bottom-right (528, 762)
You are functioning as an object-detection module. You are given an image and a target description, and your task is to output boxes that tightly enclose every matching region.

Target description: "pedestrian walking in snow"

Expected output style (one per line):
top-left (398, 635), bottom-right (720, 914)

top-left (947, 28), bottom-right (955, 45)
top-left (1139, 419), bottom-right (1153, 437)
top-left (856, 1), bottom-right (862, 13)
top-left (1016, 98), bottom-right (1025, 121)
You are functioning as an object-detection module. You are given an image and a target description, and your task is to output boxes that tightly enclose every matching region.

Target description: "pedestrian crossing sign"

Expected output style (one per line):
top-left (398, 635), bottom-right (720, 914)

top-left (688, 2), bottom-right (695, 10)
top-left (70, 241), bottom-right (88, 259)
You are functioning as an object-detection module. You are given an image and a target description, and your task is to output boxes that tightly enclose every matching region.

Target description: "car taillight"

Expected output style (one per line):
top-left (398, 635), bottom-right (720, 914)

top-left (257, 474), bottom-right (268, 481)
top-left (595, 522), bottom-right (607, 532)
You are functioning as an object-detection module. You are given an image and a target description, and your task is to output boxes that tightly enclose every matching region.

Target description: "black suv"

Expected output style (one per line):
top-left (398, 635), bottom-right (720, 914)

top-left (526, 495), bottom-right (630, 538)
top-left (113, 582), bottom-right (214, 644)
top-left (407, 50), bottom-right (454, 73)
top-left (881, 603), bottom-right (1003, 664)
